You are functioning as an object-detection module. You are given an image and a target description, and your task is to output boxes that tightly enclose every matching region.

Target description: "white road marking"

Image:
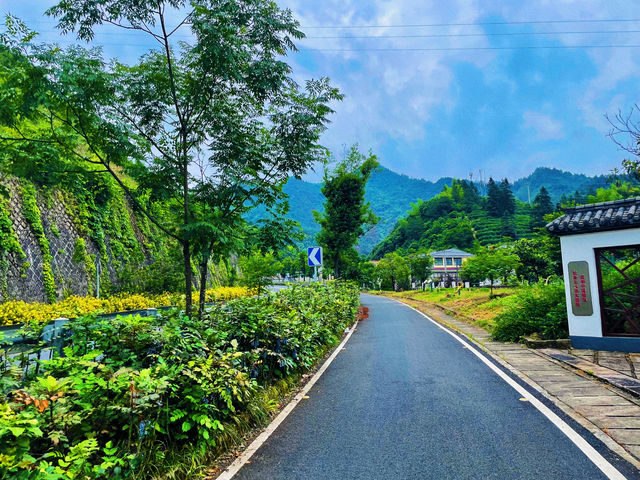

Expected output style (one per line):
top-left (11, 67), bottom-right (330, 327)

top-left (400, 301), bottom-right (627, 480)
top-left (216, 320), bottom-right (359, 480)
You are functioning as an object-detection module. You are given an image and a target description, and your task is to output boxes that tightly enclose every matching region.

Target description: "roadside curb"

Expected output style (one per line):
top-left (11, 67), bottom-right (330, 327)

top-left (392, 295), bottom-right (640, 398)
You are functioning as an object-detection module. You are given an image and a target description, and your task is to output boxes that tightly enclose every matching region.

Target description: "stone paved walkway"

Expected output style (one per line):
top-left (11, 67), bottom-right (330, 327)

top-left (393, 296), bottom-right (640, 470)
top-left (571, 349), bottom-right (640, 380)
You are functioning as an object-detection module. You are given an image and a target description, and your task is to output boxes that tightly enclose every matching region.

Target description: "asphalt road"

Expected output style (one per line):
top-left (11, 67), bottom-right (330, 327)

top-left (232, 294), bottom-right (629, 480)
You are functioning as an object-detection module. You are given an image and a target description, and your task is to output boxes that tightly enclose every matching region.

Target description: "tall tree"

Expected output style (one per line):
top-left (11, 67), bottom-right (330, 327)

top-left (499, 178), bottom-right (516, 216)
top-left (532, 186), bottom-right (553, 228)
top-left (486, 177), bottom-right (501, 217)
top-left (459, 180), bottom-right (482, 212)
top-left (1, 4), bottom-right (341, 317)
top-left (500, 215), bottom-right (517, 240)
top-left (314, 146), bottom-right (379, 277)
top-left (407, 251), bottom-right (434, 287)
top-left (375, 252), bottom-right (410, 291)
top-left (459, 248), bottom-right (521, 295)
top-left (512, 237), bottom-right (555, 283)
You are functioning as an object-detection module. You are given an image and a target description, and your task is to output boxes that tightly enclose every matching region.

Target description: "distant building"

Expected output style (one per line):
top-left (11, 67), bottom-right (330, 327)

top-left (429, 248), bottom-right (474, 286)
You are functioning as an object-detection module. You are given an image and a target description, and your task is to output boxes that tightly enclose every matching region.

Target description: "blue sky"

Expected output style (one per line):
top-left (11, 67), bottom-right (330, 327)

top-left (3, 0), bottom-right (640, 182)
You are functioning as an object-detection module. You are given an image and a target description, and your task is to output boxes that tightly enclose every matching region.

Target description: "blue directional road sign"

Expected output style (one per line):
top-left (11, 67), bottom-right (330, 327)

top-left (307, 247), bottom-right (323, 267)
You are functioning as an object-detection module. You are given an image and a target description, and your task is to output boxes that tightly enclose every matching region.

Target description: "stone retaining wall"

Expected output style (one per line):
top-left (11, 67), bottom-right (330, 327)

top-left (1, 179), bottom-right (160, 302)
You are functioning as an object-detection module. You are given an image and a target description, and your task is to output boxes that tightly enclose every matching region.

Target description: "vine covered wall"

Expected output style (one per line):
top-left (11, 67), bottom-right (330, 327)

top-left (0, 177), bottom-right (168, 303)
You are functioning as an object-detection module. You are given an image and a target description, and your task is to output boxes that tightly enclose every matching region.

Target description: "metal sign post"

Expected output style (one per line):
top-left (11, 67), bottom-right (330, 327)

top-left (307, 247), bottom-right (322, 282)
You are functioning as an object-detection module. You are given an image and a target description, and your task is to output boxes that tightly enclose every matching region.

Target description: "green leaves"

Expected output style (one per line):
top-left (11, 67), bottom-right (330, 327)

top-left (315, 146), bottom-right (379, 277)
top-left (492, 282), bottom-right (568, 341)
top-left (238, 252), bottom-right (280, 292)
top-left (0, 282), bottom-right (358, 478)
top-left (375, 252), bottom-right (411, 291)
top-left (460, 248), bottom-right (522, 293)
top-left (2, 2), bottom-right (343, 317)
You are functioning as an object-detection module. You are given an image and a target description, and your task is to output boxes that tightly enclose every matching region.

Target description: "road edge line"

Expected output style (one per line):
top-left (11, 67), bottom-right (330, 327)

top-left (388, 296), bottom-right (640, 471)
top-left (399, 301), bottom-right (628, 480)
top-left (216, 321), bottom-right (359, 480)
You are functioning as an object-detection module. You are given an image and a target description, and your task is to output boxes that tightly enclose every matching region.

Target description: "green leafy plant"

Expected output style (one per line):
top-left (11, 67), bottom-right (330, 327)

top-left (21, 181), bottom-right (57, 303)
top-left (491, 281), bottom-right (568, 341)
top-left (0, 282), bottom-right (360, 478)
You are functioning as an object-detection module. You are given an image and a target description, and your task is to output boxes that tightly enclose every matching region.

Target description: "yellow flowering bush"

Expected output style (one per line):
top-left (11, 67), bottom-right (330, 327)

top-left (205, 286), bottom-right (256, 302)
top-left (0, 301), bottom-right (56, 326)
top-left (0, 287), bottom-right (256, 326)
top-left (103, 293), bottom-right (173, 313)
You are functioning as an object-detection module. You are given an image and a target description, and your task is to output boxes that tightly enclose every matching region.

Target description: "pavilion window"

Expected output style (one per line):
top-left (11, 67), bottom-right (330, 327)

top-left (595, 245), bottom-right (640, 337)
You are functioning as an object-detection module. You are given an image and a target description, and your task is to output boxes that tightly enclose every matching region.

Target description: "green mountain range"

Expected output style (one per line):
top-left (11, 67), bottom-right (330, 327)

top-left (250, 166), bottom-right (616, 255)
top-left (511, 168), bottom-right (611, 204)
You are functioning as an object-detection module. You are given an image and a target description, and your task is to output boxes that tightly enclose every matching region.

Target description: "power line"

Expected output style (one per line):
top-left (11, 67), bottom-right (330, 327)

top-left (25, 35), bottom-right (640, 52)
top-left (27, 27), bottom-right (640, 41)
top-left (17, 16), bottom-right (640, 30)
top-left (304, 29), bottom-right (640, 40)
top-left (27, 41), bottom-right (640, 52)
top-left (35, 27), bottom-right (640, 39)
top-left (301, 18), bottom-right (640, 29)
top-left (301, 44), bottom-right (640, 52)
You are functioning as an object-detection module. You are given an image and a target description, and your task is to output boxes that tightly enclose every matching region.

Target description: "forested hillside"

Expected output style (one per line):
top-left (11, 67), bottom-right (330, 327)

top-left (369, 178), bottom-right (550, 259)
top-left (247, 167), bottom-right (453, 254)
top-left (0, 173), bottom-right (174, 302)
top-left (511, 167), bottom-right (612, 203)
top-left (261, 166), bottom-right (621, 255)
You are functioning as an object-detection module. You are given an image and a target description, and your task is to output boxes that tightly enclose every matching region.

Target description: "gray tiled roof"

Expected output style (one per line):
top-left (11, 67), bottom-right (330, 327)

top-left (430, 248), bottom-right (474, 258)
top-left (546, 196), bottom-right (640, 236)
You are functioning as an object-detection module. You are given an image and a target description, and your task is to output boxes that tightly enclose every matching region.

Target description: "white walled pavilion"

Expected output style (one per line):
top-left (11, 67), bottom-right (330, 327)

top-left (547, 197), bottom-right (640, 352)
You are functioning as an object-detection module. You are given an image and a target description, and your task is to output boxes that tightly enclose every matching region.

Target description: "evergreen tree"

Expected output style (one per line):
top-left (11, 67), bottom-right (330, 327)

top-left (532, 186), bottom-right (553, 228)
top-left (460, 180), bottom-right (482, 212)
top-left (487, 177), bottom-right (502, 217)
top-left (314, 146), bottom-right (379, 277)
top-left (500, 215), bottom-right (517, 240)
top-left (499, 178), bottom-right (516, 216)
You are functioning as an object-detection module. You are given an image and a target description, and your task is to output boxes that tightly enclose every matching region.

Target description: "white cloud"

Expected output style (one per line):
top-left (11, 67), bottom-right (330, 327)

top-left (8, 0), bottom-right (640, 180)
top-left (278, 0), bottom-right (489, 157)
top-left (522, 111), bottom-right (565, 140)
top-left (281, 0), bottom-right (640, 178)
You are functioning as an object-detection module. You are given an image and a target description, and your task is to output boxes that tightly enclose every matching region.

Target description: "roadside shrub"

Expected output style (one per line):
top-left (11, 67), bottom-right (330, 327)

top-left (491, 281), bottom-right (568, 342)
top-left (0, 282), bottom-right (359, 479)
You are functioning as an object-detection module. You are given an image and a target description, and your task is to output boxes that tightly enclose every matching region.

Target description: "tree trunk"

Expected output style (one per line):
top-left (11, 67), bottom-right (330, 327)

top-left (197, 246), bottom-right (211, 321)
top-left (183, 241), bottom-right (193, 317)
top-left (334, 256), bottom-right (339, 279)
top-left (181, 140), bottom-right (192, 317)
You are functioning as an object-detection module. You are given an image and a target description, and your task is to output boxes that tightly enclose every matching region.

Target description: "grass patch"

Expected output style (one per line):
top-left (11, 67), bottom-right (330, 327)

top-left (389, 287), bottom-right (521, 330)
